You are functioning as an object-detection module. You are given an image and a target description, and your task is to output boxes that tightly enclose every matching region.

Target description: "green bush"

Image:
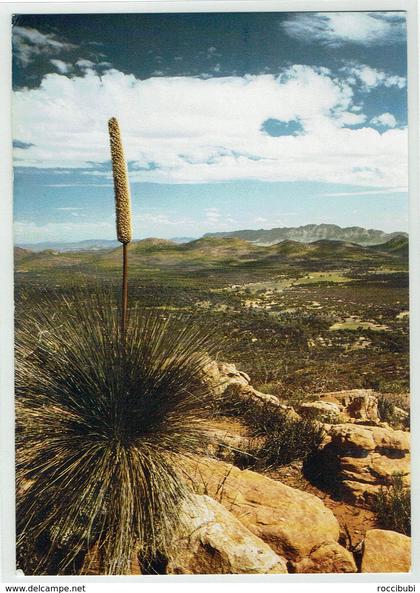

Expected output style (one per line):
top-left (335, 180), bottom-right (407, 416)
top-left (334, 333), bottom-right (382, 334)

top-left (247, 410), bottom-right (325, 468)
top-left (377, 394), bottom-right (410, 429)
top-left (15, 293), bottom-right (217, 575)
top-left (378, 395), bottom-right (397, 424)
top-left (375, 473), bottom-right (411, 535)
top-left (217, 394), bottom-right (324, 469)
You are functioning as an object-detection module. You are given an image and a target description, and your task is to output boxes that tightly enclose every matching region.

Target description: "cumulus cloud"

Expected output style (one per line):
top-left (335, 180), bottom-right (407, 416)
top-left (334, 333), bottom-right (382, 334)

top-left (371, 112), bottom-right (397, 128)
top-left (12, 66), bottom-right (407, 188)
top-left (342, 63), bottom-right (406, 91)
top-left (13, 26), bottom-right (76, 66)
top-left (281, 12), bottom-right (406, 47)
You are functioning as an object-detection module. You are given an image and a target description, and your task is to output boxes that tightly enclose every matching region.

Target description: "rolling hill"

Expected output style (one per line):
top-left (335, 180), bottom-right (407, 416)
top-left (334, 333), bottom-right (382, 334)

top-left (371, 236), bottom-right (409, 257)
top-left (15, 236), bottom-right (408, 283)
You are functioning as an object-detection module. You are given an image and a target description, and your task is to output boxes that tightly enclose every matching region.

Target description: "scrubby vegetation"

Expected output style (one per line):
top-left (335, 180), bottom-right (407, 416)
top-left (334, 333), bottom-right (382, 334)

top-left (15, 234), bottom-right (409, 402)
top-left (247, 412), bottom-right (325, 469)
top-left (375, 474), bottom-right (411, 536)
top-left (217, 395), bottom-right (324, 469)
top-left (377, 393), bottom-right (410, 429)
top-left (15, 293), bottom-right (218, 575)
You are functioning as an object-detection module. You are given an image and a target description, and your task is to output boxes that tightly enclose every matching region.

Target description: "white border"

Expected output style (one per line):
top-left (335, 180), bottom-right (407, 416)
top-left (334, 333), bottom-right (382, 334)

top-left (0, 0), bottom-right (418, 585)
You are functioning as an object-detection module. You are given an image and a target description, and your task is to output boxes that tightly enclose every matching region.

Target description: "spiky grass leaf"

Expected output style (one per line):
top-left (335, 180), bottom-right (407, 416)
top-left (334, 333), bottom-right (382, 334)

top-left (16, 293), bottom-right (218, 575)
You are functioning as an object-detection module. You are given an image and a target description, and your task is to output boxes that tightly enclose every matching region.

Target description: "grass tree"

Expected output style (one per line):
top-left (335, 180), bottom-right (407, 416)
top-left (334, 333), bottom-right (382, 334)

top-left (15, 117), bottom-right (219, 575)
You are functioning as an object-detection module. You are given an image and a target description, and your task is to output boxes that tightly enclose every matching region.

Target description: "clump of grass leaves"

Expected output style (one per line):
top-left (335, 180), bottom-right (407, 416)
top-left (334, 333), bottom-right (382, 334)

top-left (16, 293), bottom-right (218, 575)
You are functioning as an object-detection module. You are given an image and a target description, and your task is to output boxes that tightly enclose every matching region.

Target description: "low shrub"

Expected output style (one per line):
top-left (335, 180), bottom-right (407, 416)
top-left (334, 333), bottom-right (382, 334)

top-left (375, 473), bottom-right (411, 536)
top-left (246, 409), bottom-right (325, 468)
top-left (377, 394), bottom-right (410, 429)
top-left (378, 395), bottom-right (397, 423)
top-left (217, 394), bottom-right (324, 469)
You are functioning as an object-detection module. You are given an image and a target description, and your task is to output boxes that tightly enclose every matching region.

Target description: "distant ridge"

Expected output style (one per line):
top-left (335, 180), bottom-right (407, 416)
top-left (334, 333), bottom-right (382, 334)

top-left (18, 239), bottom-right (120, 253)
top-left (17, 236), bottom-right (197, 252)
top-left (16, 225), bottom-right (407, 252)
top-left (204, 224), bottom-right (407, 247)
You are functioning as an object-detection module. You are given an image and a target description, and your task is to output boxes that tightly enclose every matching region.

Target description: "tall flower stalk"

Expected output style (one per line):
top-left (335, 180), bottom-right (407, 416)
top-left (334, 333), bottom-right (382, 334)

top-left (108, 117), bottom-right (132, 337)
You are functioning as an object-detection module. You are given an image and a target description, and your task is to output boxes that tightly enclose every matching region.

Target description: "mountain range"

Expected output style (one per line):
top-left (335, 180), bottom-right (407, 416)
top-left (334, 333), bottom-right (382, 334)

top-left (17, 224), bottom-right (406, 252)
top-left (204, 224), bottom-right (407, 246)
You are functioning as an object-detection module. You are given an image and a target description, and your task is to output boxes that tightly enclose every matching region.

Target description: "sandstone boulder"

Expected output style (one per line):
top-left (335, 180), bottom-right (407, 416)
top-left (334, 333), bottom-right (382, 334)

top-left (318, 424), bottom-right (410, 506)
top-left (298, 401), bottom-right (341, 423)
top-left (203, 360), bottom-right (283, 408)
top-left (318, 390), bottom-right (379, 422)
top-left (181, 456), bottom-right (343, 570)
top-left (203, 360), bottom-right (250, 397)
top-left (361, 529), bottom-right (410, 573)
top-left (167, 494), bottom-right (288, 574)
top-left (293, 541), bottom-right (356, 574)
top-left (328, 424), bottom-right (409, 455)
top-left (223, 382), bottom-right (281, 407)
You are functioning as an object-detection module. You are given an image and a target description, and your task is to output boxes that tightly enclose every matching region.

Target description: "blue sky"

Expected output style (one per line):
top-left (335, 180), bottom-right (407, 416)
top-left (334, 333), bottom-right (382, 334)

top-left (12, 11), bottom-right (408, 243)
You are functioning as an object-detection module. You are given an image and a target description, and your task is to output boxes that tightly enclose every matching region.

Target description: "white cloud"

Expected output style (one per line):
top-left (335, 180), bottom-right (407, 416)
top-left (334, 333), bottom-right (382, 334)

top-left (133, 212), bottom-right (196, 229)
top-left (50, 59), bottom-right (71, 74)
top-left (13, 26), bottom-right (75, 66)
top-left (342, 63), bottom-right (406, 91)
top-left (281, 12), bottom-right (406, 47)
top-left (371, 112), bottom-right (397, 128)
top-left (12, 66), bottom-right (407, 189)
top-left (335, 111), bottom-right (366, 126)
top-left (76, 59), bottom-right (95, 70)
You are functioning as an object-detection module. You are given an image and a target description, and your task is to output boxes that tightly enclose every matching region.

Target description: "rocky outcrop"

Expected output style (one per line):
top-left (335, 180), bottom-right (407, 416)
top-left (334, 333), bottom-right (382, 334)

top-left (181, 456), bottom-right (354, 572)
top-left (318, 424), bottom-right (410, 506)
top-left (224, 382), bottom-right (282, 407)
top-left (317, 390), bottom-right (380, 423)
top-left (167, 494), bottom-right (288, 574)
top-left (361, 529), bottom-right (410, 573)
top-left (203, 360), bottom-right (282, 407)
top-left (203, 360), bottom-right (251, 397)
